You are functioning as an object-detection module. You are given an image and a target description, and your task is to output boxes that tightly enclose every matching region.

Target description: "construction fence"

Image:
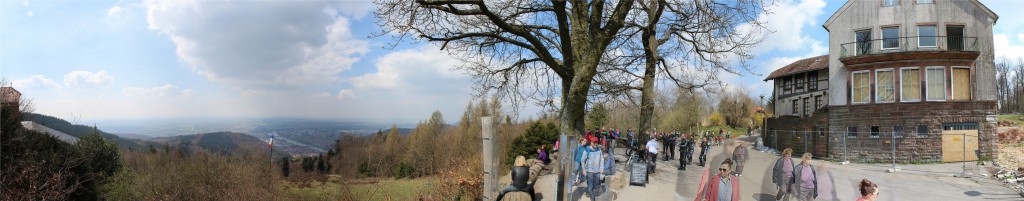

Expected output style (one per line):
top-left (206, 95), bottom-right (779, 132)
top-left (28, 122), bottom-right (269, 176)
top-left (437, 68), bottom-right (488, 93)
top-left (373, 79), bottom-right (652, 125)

top-left (761, 129), bottom-right (987, 176)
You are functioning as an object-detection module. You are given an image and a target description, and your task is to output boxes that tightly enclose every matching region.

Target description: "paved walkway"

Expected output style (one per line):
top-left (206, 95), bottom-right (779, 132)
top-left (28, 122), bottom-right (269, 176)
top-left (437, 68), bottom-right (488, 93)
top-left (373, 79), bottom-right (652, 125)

top-left (525, 136), bottom-right (1022, 201)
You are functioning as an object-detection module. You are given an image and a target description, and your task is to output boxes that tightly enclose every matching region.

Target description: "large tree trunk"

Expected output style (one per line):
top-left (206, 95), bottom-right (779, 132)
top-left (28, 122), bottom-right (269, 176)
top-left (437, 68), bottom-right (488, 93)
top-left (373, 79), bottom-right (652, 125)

top-left (638, 0), bottom-right (662, 138)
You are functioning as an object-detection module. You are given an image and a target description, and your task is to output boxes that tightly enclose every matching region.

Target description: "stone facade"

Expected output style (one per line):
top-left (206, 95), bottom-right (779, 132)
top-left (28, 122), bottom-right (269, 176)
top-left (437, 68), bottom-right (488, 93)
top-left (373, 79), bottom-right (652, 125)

top-left (827, 101), bottom-right (997, 163)
top-left (765, 110), bottom-right (829, 158)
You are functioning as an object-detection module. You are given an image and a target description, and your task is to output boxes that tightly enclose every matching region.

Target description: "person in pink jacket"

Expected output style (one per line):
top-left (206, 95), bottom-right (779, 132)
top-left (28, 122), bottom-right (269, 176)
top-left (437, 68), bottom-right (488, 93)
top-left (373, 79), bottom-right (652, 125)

top-left (697, 159), bottom-right (740, 201)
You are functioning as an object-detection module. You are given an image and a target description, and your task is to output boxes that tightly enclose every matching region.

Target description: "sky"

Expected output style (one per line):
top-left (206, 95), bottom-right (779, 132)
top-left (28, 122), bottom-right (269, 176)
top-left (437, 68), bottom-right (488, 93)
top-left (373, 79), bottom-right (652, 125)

top-left (3, 0), bottom-right (1023, 125)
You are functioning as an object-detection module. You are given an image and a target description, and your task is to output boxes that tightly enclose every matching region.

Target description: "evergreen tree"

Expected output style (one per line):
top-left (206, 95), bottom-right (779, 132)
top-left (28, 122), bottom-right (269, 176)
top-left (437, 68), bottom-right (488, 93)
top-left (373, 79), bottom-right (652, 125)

top-left (281, 157), bottom-right (290, 177)
top-left (316, 154), bottom-right (326, 174)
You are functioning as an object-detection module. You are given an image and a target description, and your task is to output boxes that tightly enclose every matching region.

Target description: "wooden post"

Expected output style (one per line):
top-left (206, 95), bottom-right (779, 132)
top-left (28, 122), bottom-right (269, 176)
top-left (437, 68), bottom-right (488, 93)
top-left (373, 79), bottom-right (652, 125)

top-left (481, 117), bottom-right (498, 200)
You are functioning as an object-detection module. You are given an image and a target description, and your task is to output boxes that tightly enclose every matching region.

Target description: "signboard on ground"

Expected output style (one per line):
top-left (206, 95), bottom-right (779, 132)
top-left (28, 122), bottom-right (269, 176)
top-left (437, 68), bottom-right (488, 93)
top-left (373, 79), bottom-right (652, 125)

top-left (629, 162), bottom-right (648, 186)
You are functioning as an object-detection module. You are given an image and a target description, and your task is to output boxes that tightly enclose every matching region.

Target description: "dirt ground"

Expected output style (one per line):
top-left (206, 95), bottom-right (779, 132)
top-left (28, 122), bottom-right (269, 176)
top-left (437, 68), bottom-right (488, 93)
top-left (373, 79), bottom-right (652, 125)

top-left (517, 136), bottom-right (1022, 201)
top-left (995, 127), bottom-right (1024, 172)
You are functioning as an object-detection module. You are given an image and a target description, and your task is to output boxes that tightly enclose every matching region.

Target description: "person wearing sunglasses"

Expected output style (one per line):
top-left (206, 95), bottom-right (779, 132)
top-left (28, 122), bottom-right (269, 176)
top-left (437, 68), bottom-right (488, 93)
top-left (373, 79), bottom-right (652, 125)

top-left (700, 158), bottom-right (740, 201)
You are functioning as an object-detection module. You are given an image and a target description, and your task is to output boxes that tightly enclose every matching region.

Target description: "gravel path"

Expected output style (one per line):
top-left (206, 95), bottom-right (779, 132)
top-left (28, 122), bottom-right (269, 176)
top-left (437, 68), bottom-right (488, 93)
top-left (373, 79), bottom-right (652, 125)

top-left (521, 136), bottom-right (1022, 201)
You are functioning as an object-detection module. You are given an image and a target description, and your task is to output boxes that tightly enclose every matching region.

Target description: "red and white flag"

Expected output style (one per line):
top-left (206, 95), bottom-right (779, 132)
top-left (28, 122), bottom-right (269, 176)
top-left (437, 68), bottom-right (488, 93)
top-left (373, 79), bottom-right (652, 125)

top-left (268, 134), bottom-right (275, 148)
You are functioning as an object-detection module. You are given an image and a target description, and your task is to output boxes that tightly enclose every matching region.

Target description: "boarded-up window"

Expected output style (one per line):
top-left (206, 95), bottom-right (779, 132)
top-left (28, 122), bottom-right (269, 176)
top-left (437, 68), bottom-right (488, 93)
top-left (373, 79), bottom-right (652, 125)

top-left (953, 68), bottom-right (971, 100)
top-left (901, 68), bottom-right (920, 101)
top-left (926, 67), bottom-right (945, 101)
top-left (853, 71), bottom-right (870, 103)
top-left (876, 69), bottom-right (895, 102)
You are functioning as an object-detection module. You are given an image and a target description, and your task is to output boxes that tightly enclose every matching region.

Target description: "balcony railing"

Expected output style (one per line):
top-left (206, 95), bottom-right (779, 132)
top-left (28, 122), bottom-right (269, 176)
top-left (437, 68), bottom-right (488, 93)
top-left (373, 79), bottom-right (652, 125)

top-left (840, 36), bottom-right (978, 58)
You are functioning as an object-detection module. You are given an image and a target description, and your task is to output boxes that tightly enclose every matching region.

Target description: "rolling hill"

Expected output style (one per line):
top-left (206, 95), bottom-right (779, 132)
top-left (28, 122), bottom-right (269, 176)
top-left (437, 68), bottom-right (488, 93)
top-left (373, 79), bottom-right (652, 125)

top-left (23, 113), bottom-right (156, 150)
top-left (153, 131), bottom-right (284, 157)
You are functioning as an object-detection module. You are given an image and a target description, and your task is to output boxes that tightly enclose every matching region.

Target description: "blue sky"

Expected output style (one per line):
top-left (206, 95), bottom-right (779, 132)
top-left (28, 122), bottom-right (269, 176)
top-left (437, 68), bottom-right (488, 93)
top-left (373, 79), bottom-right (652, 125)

top-left (3, 0), bottom-right (1023, 125)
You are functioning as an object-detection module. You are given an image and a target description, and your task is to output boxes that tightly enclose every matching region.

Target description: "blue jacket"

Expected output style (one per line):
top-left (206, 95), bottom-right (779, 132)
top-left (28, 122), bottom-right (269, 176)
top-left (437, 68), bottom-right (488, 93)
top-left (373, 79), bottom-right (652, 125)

top-left (574, 144), bottom-right (586, 163)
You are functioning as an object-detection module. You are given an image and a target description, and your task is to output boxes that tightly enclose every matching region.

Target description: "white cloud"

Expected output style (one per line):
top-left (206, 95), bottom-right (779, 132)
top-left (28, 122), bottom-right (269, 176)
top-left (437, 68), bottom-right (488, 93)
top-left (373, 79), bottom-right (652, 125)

top-left (351, 47), bottom-right (464, 91)
top-left (22, 0), bottom-right (27, 6)
top-left (123, 84), bottom-right (192, 97)
top-left (63, 70), bottom-right (114, 88)
top-left (27, 11), bottom-right (33, 17)
top-left (333, 1), bottom-right (375, 20)
top-left (107, 6), bottom-right (125, 17)
top-left (12, 75), bottom-right (62, 89)
top-left (747, 0), bottom-right (827, 54)
top-left (336, 89), bottom-right (355, 100)
top-left (995, 34), bottom-right (1024, 60)
top-left (311, 92), bottom-right (332, 98)
top-left (145, 0), bottom-right (368, 92)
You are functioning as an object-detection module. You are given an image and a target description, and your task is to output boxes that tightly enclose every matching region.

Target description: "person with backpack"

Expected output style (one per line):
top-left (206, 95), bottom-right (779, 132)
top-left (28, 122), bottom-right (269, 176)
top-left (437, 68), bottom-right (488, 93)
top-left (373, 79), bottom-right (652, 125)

top-left (573, 138), bottom-right (588, 185)
top-left (698, 137), bottom-right (710, 167)
top-left (581, 140), bottom-right (604, 201)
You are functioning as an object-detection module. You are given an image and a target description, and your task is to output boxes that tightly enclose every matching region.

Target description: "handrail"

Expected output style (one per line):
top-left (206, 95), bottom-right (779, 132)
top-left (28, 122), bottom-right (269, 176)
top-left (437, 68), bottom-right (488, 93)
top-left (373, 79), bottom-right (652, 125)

top-left (839, 36), bottom-right (979, 58)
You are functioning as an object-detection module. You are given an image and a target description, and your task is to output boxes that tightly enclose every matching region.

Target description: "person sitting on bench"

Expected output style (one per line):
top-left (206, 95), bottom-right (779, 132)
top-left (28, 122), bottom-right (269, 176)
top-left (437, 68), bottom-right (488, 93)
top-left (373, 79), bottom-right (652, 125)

top-left (496, 156), bottom-right (535, 201)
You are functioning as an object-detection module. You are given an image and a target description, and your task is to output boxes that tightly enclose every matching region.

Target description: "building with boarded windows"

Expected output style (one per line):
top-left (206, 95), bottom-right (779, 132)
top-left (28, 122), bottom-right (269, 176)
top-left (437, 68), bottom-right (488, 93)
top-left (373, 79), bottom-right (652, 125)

top-left (765, 0), bottom-right (998, 163)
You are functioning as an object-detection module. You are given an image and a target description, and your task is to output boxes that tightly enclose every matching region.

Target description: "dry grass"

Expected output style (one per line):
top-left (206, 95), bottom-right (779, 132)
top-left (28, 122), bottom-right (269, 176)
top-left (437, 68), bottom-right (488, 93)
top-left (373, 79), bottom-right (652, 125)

top-left (281, 176), bottom-right (434, 201)
top-left (996, 127), bottom-right (1024, 171)
top-left (101, 148), bottom-right (288, 200)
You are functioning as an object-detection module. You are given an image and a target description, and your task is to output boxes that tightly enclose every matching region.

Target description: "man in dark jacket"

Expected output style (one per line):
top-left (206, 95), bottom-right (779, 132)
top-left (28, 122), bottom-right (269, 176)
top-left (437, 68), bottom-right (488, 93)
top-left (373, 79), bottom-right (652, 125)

top-left (732, 142), bottom-right (749, 176)
top-left (698, 137), bottom-right (711, 166)
top-left (677, 134), bottom-right (691, 170)
top-left (667, 132), bottom-right (677, 161)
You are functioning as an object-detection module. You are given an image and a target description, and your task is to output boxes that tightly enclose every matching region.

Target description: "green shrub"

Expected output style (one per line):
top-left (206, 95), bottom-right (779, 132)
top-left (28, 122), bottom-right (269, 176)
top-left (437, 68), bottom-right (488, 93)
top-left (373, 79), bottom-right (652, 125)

top-left (393, 162), bottom-right (416, 179)
top-left (357, 160), bottom-right (373, 177)
top-left (504, 121), bottom-right (559, 167)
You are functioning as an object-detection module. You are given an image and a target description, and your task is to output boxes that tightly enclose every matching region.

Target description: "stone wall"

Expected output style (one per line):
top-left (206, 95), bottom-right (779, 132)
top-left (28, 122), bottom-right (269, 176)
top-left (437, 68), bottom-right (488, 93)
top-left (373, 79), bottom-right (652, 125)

top-left (828, 101), bottom-right (998, 163)
top-left (765, 109), bottom-right (830, 158)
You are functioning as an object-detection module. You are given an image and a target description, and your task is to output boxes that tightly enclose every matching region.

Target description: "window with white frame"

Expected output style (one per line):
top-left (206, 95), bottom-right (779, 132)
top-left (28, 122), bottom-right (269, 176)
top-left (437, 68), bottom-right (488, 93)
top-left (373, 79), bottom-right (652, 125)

top-left (926, 67), bottom-right (946, 101)
top-left (876, 69), bottom-right (895, 103)
top-left (855, 30), bottom-right (872, 56)
top-left (882, 27), bottom-right (900, 49)
top-left (852, 71), bottom-right (870, 104)
top-left (783, 77), bottom-right (791, 91)
top-left (918, 25), bottom-right (937, 47)
top-left (952, 67), bottom-right (971, 100)
top-left (847, 127), bottom-right (857, 138)
top-left (796, 75), bottom-right (805, 90)
top-left (901, 67), bottom-right (921, 101)
top-left (884, 0), bottom-right (899, 7)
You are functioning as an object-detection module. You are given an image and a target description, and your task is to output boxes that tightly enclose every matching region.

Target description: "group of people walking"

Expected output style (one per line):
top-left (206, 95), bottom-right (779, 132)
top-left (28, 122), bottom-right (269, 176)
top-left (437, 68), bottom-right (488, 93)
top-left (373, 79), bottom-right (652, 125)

top-left (552, 127), bottom-right (885, 201)
top-left (572, 128), bottom-right (621, 200)
top-left (636, 129), bottom-right (735, 173)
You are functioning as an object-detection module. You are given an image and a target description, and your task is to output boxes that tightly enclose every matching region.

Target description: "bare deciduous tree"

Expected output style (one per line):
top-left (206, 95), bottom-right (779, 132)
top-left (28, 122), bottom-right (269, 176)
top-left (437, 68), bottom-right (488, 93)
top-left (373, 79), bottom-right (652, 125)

top-left (375, 0), bottom-right (636, 136)
top-left (592, 0), bottom-right (772, 136)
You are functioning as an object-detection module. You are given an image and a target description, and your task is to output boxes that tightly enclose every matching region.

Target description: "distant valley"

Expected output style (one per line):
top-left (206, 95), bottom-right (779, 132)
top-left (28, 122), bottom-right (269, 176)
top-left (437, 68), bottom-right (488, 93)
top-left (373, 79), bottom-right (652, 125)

top-left (25, 114), bottom-right (414, 156)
